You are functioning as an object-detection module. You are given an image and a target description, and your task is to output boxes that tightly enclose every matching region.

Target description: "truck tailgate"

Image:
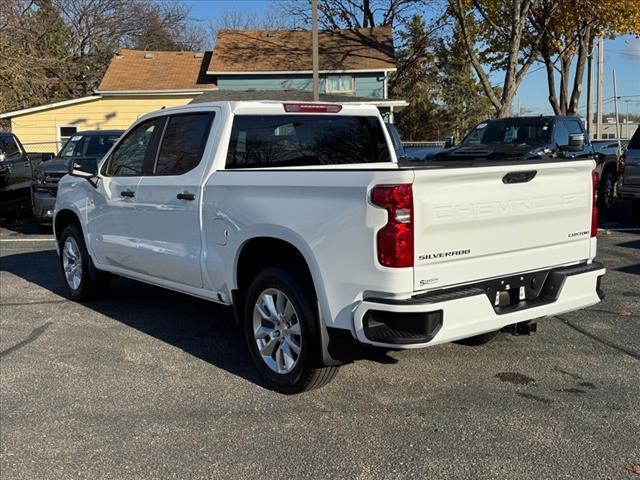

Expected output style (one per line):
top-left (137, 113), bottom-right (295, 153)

top-left (412, 161), bottom-right (594, 292)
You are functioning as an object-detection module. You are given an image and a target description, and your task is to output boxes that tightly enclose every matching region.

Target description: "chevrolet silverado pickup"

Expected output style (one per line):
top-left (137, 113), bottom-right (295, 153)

top-left (54, 101), bottom-right (606, 393)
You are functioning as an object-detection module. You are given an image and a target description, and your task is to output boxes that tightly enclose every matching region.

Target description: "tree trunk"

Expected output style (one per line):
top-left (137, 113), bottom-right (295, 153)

top-left (567, 25), bottom-right (591, 115)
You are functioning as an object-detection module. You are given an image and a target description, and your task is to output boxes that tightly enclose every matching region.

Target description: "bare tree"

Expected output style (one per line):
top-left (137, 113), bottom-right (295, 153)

top-left (449, 0), bottom-right (555, 118)
top-left (208, 8), bottom-right (291, 46)
top-left (279, 0), bottom-right (421, 30)
top-left (530, 0), bottom-right (640, 115)
top-left (0, 0), bottom-right (206, 114)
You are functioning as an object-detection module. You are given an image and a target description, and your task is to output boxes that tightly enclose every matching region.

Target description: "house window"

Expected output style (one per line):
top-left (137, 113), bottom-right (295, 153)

top-left (326, 75), bottom-right (355, 93)
top-left (58, 126), bottom-right (78, 147)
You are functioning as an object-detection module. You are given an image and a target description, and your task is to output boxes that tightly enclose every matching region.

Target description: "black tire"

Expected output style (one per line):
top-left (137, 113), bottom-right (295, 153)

top-left (59, 224), bottom-right (109, 301)
top-left (633, 200), bottom-right (640, 226)
top-left (243, 266), bottom-right (339, 394)
top-left (455, 330), bottom-right (500, 347)
top-left (598, 170), bottom-right (615, 212)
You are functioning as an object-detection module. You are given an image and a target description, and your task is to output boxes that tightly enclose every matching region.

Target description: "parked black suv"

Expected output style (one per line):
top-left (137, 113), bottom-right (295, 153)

top-left (431, 116), bottom-right (618, 210)
top-left (619, 126), bottom-right (640, 225)
top-left (1, 132), bottom-right (53, 214)
top-left (31, 130), bottom-right (122, 225)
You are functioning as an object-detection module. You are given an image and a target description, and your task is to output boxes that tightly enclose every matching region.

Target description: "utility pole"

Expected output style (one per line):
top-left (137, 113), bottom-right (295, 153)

top-left (596, 36), bottom-right (604, 140)
top-left (311, 0), bottom-right (319, 101)
top-left (613, 70), bottom-right (620, 139)
top-left (586, 39), bottom-right (594, 137)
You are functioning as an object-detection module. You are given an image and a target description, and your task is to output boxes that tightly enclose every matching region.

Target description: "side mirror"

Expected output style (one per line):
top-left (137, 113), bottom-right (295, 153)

top-left (68, 157), bottom-right (99, 187)
top-left (564, 134), bottom-right (585, 152)
top-left (444, 136), bottom-right (455, 149)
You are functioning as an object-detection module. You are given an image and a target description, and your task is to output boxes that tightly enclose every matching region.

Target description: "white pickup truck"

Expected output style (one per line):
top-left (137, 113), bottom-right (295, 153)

top-left (54, 101), bottom-right (605, 393)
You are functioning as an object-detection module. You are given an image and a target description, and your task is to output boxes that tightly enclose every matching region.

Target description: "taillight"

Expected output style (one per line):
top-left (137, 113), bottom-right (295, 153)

top-left (283, 103), bottom-right (342, 113)
top-left (371, 184), bottom-right (413, 268)
top-left (591, 171), bottom-right (599, 237)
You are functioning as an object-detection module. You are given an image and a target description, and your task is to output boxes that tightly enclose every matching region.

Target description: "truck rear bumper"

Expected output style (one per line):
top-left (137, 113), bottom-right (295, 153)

top-left (353, 262), bottom-right (605, 349)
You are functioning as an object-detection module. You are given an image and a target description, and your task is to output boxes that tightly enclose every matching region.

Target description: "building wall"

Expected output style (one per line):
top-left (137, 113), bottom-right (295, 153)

top-left (10, 95), bottom-right (195, 152)
top-left (589, 122), bottom-right (638, 140)
top-left (216, 72), bottom-right (385, 98)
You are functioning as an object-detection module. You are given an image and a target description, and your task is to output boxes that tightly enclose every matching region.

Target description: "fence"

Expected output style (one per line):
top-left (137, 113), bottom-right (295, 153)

top-left (20, 141), bottom-right (62, 155)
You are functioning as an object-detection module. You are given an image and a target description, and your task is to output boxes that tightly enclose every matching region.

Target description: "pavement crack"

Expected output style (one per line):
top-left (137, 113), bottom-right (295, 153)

top-left (0, 321), bottom-right (53, 359)
top-left (555, 315), bottom-right (640, 360)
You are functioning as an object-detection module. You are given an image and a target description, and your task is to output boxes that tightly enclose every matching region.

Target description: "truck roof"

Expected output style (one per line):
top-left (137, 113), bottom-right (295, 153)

top-left (141, 100), bottom-right (382, 120)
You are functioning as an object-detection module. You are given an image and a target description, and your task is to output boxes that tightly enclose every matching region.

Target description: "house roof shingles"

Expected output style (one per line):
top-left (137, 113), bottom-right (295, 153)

top-left (209, 27), bottom-right (395, 73)
top-left (98, 49), bottom-right (216, 92)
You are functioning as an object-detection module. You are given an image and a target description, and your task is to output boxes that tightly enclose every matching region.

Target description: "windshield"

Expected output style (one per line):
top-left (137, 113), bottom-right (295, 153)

top-left (59, 134), bottom-right (120, 158)
top-left (460, 119), bottom-right (553, 147)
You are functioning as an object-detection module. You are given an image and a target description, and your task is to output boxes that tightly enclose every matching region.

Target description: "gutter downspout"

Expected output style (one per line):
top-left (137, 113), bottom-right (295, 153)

top-left (383, 71), bottom-right (388, 100)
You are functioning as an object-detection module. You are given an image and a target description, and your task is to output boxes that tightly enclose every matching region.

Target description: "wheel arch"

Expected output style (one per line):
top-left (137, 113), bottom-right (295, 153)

top-left (232, 234), bottom-right (339, 367)
top-left (53, 208), bottom-right (82, 247)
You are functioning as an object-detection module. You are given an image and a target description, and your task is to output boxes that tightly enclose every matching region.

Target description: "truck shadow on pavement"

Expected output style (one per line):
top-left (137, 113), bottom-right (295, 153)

top-left (1, 249), bottom-right (266, 389)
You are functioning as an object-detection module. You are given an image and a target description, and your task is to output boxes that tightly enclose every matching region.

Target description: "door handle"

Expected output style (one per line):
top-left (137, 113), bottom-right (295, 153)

top-left (120, 189), bottom-right (135, 198)
top-left (502, 170), bottom-right (537, 184)
top-left (177, 192), bottom-right (195, 201)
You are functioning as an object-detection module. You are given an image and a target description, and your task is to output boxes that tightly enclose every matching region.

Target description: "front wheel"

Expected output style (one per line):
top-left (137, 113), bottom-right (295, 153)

top-left (244, 266), bottom-right (339, 394)
top-left (59, 224), bottom-right (109, 301)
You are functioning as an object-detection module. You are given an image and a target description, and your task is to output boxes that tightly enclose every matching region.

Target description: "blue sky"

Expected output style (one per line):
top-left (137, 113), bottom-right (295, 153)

top-left (183, 0), bottom-right (640, 115)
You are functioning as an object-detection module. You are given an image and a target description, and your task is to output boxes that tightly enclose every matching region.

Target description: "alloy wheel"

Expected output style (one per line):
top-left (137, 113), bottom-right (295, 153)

top-left (62, 237), bottom-right (83, 290)
top-left (252, 288), bottom-right (302, 374)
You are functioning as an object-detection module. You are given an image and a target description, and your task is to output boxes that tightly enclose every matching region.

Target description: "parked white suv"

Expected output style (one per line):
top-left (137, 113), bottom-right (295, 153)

top-left (54, 101), bottom-right (605, 393)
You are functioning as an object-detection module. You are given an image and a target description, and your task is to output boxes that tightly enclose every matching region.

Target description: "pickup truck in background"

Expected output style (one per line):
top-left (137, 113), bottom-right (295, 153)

top-left (0, 132), bottom-right (53, 214)
top-left (31, 130), bottom-right (123, 225)
top-left (431, 116), bottom-right (618, 211)
top-left (54, 101), bottom-right (606, 393)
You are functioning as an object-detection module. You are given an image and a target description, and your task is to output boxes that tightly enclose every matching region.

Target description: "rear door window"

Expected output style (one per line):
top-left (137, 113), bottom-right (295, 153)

top-left (154, 113), bottom-right (213, 175)
top-left (225, 115), bottom-right (391, 169)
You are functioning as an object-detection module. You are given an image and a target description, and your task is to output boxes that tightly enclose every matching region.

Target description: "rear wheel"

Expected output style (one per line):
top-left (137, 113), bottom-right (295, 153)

top-left (455, 330), bottom-right (500, 346)
top-left (59, 224), bottom-right (109, 301)
top-left (244, 266), bottom-right (339, 394)
top-left (599, 170), bottom-right (615, 212)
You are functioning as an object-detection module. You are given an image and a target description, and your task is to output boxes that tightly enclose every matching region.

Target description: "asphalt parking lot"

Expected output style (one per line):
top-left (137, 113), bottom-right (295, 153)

top-left (1, 203), bottom-right (639, 480)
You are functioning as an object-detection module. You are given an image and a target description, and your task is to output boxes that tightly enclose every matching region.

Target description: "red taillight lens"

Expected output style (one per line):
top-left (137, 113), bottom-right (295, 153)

top-left (591, 170), bottom-right (599, 237)
top-left (283, 103), bottom-right (342, 113)
top-left (371, 184), bottom-right (414, 268)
